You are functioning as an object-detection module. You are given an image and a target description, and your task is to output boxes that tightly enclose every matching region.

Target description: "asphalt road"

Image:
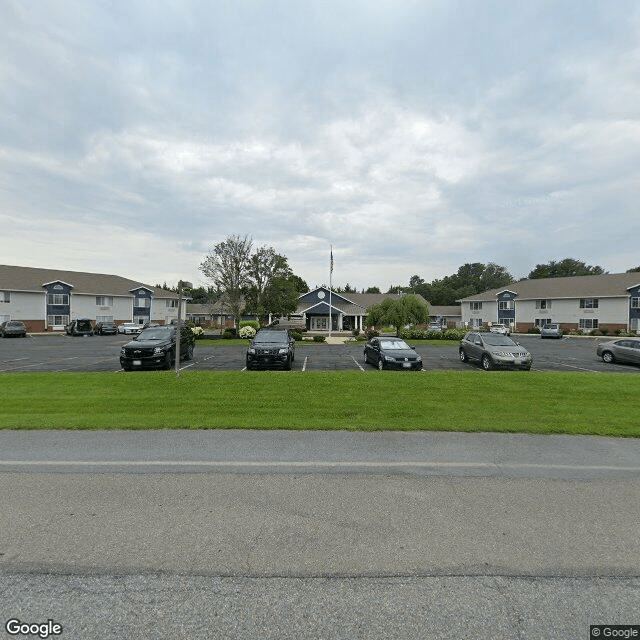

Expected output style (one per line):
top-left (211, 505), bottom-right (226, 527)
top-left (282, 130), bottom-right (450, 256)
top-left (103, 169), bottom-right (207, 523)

top-left (1, 430), bottom-right (639, 639)
top-left (1, 333), bottom-right (638, 373)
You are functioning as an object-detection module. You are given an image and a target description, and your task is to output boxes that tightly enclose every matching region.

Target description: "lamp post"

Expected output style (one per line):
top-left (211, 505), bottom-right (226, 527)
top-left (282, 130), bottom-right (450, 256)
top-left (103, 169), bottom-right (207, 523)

top-left (175, 280), bottom-right (192, 377)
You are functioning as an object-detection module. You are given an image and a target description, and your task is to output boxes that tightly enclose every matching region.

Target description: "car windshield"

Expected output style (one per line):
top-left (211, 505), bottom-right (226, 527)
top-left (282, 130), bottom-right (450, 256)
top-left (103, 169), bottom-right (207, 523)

top-left (546, 324), bottom-right (558, 329)
top-left (483, 334), bottom-right (517, 346)
top-left (254, 331), bottom-right (287, 343)
top-left (8, 321), bottom-right (24, 326)
top-left (380, 340), bottom-right (411, 350)
top-left (136, 327), bottom-right (173, 340)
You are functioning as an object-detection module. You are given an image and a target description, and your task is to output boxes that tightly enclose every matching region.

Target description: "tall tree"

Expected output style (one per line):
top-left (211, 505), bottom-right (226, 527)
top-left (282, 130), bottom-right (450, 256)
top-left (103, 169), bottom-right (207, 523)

top-left (246, 246), bottom-right (291, 320)
top-left (527, 258), bottom-right (606, 279)
top-left (199, 235), bottom-right (253, 327)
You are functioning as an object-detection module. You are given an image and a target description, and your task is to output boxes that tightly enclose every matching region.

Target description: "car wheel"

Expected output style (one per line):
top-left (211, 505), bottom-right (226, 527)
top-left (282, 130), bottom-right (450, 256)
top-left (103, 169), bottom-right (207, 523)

top-left (601, 351), bottom-right (615, 364)
top-left (163, 351), bottom-right (173, 370)
top-left (459, 349), bottom-right (467, 363)
top-left (481, 354), bottom-right (493, 371)
top-left (377, 358), bottom-right (384, 371)
top-left (285, 355), bottom-right (292, 371)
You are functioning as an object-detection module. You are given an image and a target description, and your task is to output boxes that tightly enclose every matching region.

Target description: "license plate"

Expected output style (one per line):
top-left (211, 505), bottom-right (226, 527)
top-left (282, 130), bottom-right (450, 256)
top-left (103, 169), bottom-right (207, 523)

top-left (133, 360), bottom-right (142, 366)
top-left (403, 362), bottom-right (411, 368)
top-left (513, 359), bottom-right (521, 365)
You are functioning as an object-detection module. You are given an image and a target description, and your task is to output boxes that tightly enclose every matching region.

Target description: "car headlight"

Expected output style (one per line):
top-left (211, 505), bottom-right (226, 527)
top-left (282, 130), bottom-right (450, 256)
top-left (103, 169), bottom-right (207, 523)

top-left (153, 346), bottom-right (164, 354)
top-left (120, 348), bottom-right (125, 355)
top-left (247, 348), bottom-right (255, 354)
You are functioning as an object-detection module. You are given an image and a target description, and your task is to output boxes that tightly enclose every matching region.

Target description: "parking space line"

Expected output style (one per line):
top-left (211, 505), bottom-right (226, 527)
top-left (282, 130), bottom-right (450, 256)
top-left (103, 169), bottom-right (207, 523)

top-left (302, 356), bottom-right (308, 371)
top-left (351, 356), bottom-right (365, 372)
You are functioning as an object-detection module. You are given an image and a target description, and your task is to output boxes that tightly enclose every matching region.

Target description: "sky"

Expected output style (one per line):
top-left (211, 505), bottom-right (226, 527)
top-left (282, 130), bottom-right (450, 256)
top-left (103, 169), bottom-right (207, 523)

top-left (2, 1), bottom-right (639, 293)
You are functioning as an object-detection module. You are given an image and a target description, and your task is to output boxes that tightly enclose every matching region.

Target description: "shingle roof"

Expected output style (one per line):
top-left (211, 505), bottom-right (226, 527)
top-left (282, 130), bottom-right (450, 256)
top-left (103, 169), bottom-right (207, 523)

top-left (0, 265), bottom-right (176, 298)
top-left (459, 272), bottom-right (640, 302)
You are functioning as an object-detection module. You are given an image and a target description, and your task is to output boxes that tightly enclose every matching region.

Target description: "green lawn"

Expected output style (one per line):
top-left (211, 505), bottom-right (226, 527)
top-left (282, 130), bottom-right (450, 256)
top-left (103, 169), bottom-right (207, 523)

top-left (1, 370), bottom-right (638, 436)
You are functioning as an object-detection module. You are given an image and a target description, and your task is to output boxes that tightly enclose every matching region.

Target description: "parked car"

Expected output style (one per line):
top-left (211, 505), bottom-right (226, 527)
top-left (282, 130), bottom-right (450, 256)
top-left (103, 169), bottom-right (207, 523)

top-left (540, 323), bottom-right (563, 339)
top-left (94, 321), bottom-right (118, 335)
top-left (0, 320), bottom-right (27, 338)
top-left (118, 322), bottom-right (142, 335)
top-left (120, 325), bottom-right (195, 371)
top-left (65, 318), bottom-right (94, 336)
top-left (459, 331), bottom-right (532, 371)
top-left (246, 328), bottom-right (295, 370)
top-left (489, 323), bottom-right (511, 336)
top-left (596, 339), bottom-right (640, 366)
top-left (363, 336), bottom-right (423, 371)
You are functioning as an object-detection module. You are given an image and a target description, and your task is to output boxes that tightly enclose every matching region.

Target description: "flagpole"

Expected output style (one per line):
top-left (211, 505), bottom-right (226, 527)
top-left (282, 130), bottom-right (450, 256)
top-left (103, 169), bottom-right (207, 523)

top-left (329, 245), bottom-right (333, 337)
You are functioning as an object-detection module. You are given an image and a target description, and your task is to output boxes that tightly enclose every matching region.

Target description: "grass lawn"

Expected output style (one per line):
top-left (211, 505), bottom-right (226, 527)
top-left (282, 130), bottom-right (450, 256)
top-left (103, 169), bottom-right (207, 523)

top-left (1, 370), bottom-right (638, 437)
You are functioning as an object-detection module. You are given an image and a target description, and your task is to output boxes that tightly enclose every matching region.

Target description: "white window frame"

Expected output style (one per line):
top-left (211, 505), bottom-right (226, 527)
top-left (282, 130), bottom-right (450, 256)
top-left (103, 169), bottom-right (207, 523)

top-left (135, 298), bottom-right (151, 308)
top-left (470, 302), bottom-right (482, 312)
top-left (579, 318), bottom-right (599, 330)
top-left (498, 300), bottom-right (514, 310)
top-left (47, 315), bottom-right (69, 327)
top-left (0, 291), bottom-right (10, 303)
top-left (48, 293), bottom-right (69, 306)
top-left (579, 298), bottom-right (599, 309)
top-left (631, 297), bottom-right (640, 309)
top-left (96, 296), bottom-right (113, 307)
top-left (535, 299), bottom-right (551, 309)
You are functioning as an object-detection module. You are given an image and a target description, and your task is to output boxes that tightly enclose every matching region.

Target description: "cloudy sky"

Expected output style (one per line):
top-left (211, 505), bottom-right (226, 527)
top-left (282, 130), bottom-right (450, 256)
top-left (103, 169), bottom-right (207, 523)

top-left (2, 1), bottom-right (639, 292)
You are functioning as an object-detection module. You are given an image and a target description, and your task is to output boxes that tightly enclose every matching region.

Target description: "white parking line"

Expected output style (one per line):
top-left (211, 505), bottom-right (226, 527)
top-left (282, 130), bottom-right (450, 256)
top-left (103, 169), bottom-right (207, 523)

top-left (551, 362), bottom-right (601, 373)
top-left (351, 356), bottom-right (365, 371)
top-left (302, 356), bottom-right (308, 371)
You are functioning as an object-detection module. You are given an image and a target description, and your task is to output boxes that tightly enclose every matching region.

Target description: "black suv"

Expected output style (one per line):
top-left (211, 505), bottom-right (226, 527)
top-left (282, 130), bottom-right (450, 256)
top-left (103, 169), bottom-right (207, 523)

top-left (120, 324), bottom-right (195, 371)
top-left (246, 328), bottom-right (295, 370)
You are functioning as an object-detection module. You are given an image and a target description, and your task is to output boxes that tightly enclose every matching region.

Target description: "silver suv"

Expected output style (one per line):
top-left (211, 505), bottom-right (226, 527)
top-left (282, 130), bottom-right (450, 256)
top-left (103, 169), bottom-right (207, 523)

top-left (459, 331), bottom-right (532, 371)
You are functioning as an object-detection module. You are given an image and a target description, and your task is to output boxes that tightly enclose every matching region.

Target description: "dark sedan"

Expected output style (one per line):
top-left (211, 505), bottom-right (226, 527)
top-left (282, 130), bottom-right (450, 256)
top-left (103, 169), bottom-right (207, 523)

top-left (1, 320), bottom-right (27, 337)
top-left (596, 338), bottom-right (640, 366)
top-left (65, 318), bottom-right (94, 336)
top-left (363, 336), bottom-right (423, 370)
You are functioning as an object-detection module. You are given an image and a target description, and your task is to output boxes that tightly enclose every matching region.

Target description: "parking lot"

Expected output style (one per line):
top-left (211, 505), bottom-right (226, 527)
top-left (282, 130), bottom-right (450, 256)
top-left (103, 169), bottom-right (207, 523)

top-left (1, 333), bottom-right (639, 374)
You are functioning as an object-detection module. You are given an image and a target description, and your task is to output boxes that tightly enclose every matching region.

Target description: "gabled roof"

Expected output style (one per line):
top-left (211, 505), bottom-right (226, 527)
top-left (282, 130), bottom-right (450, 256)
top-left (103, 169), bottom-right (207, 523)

top-left (459, 273), bottom-right (640, 302)
top-left (0, 265), bottom-right (176, 298)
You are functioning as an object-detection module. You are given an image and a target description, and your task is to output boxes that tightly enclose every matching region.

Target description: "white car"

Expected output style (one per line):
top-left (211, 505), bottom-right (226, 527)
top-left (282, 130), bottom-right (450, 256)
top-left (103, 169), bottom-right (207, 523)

top-left (118, 322), bottom-right (142, 335)
top-left (489, 323), bottom-right (511, 336)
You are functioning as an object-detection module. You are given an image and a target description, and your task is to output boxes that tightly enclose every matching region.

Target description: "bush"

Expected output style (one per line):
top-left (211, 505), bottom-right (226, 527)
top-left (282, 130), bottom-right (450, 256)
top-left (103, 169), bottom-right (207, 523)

top-left (291, 330), bottom-right (303, 341)
top-left (528, 327), bottom-right (541, 334)
top-left (238, 325), bottom-right (256, 339)
top-left (364, 328), bottom-right (379, 340)
top-left (223, 328), bottom-right (236, 339)
top-left (352, 329), bottom-right (360, 337)
top-left (239, 320), bottom-right (260, 331)
top-left (191, 326), bottom-right (205, 340)
top-left (313, 335), bottom-right (326, 343)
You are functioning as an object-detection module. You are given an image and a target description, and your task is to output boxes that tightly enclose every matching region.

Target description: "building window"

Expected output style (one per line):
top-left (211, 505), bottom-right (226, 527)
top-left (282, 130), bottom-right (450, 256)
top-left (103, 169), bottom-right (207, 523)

top-left (579, 318), bottom-right (599, 330)
top-left (579, 298), bottom-right (599, 309)
top-left (47, 315), bottom-right (69, 326)
top-left (470, 318), bottom-right (483, 328)
top-left (498, 300), bottom-right (514, 310)
top-left (96, 296), bottom-right (113, 306)
top-left (535, 300), bottom-right (551, 309)
top-left (631, 298), bottom-right (640, 309)
top-left (0, 291), bottom-right (10, 303)
top-left (470, 302), bottom-right (482, 312)
top-left (135, 297), bottom-right (151, 308)
top-left (167, 299), bottom-right (178, 308)
top-left (47, 293), bottom-right (69, 305)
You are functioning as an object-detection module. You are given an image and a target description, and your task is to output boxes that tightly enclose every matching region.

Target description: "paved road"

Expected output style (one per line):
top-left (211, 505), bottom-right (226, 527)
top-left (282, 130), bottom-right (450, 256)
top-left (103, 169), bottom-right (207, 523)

top-left (1, 430), bottom-right (639, 639)
top-left (2, 333), bottom-right (638, 373)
